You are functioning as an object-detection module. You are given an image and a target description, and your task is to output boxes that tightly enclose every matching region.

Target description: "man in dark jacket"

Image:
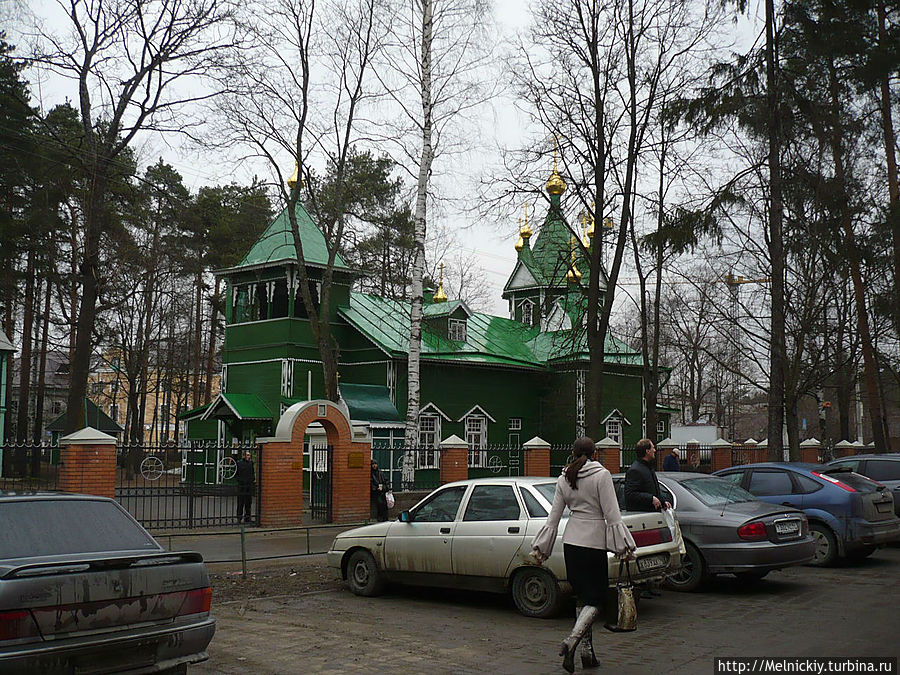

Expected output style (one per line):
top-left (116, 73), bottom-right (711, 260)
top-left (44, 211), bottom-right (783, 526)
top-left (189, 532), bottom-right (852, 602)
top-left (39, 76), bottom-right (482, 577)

top-left (370, 460), bottom-right (389, 522)
top-left (624, 439), bottom-right (671, 512)
top-left (236, 450), bottom-right (255, 524)
top-left (662, 448), bottom-right (680, 472)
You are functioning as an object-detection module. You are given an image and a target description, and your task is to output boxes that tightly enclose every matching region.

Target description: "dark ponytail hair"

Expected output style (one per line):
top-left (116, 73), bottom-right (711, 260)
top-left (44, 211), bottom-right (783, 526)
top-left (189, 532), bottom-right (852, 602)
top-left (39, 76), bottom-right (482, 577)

top-left (564, 437), bottom-right (596, 489)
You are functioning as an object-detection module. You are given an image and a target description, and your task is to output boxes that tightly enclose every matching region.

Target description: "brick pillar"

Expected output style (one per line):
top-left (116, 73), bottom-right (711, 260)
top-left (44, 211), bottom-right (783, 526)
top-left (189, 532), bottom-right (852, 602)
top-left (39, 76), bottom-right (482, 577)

top-left (523, 436), bottom-right (551, 477)
top-left (833, 441), bottom-right (854, 458)
top-left (710, 440), bottom-right (733, 472)
top-left (440, 435), bottom-right (469, 484)
top-left (799, 439), bottom-right (821, 464)
top-left (330, 438), bottom-right (371, 524)
top-left (58, 427), bottom-right (117, 499)
top-left (595, 437), bottom-right (621, 472)
top-left (257, 438), bottom-right (302, 528)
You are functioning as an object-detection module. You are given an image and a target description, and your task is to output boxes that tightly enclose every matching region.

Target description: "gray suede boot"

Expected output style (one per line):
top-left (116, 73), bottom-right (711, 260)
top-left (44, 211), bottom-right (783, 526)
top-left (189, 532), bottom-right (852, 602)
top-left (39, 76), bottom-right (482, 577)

top-left (559, 605), bottom-right (599, 673)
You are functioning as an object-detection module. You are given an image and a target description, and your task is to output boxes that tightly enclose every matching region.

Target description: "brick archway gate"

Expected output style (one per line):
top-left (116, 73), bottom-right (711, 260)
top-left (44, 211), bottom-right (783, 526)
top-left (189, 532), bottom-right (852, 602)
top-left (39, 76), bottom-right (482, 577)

top-left (256, 400), bottom-right (371, 526)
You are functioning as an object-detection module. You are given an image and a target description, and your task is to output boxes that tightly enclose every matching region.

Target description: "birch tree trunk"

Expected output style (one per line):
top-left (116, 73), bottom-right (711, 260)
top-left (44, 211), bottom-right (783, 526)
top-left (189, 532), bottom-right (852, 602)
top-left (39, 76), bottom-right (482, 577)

top-left (404, 0), bottom-right (434, 448)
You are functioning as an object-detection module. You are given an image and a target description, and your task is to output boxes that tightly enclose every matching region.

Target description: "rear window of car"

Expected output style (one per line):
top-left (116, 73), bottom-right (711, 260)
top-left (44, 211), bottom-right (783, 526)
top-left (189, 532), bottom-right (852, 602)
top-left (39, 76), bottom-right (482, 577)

top-left (521, 488), bottom-right (548, 518)
top-left (534, 482), bottom-right (557, 504)
top-left (866, 460), bottom-right (900, 482)
top-left (0, 499), bottom-right (160, 560)
top-left (819, 471), bottom-right (882, 493)
top-left (680, 477), bottom-right (756, 507)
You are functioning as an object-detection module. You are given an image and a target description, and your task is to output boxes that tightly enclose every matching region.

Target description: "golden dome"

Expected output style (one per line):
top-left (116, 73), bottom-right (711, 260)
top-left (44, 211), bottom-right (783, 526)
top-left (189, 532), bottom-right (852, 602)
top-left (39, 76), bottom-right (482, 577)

top-left (520, 204), bottom-right (533, 239)
top-left (287, 162), bottom-right (300, 190)
top-left (515, 236), bottom-right (524, 252)
top-left (546, 141), bottom-right (566, 196)
top-left (433, 262), bottom-right (448, 303)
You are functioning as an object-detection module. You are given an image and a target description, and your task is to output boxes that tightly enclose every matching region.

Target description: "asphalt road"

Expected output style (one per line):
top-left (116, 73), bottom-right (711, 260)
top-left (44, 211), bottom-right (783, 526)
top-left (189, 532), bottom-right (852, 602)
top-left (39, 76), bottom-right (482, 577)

top-left (195, 546), bottom-right (900, 675)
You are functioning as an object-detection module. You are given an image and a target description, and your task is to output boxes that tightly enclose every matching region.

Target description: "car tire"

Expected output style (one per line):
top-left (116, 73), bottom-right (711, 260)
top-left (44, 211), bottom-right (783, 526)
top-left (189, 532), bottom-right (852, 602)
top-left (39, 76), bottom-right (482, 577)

top-left (664, 542), bottom-right (705, 592)
top-left (511, 567), bottom-right (562, 618)
top-left (734, 570), bottom-right (769, 583)
top-left (808, 523), bottom-right (838, 567)
top-left (346, 550), bottom-right (385, 597)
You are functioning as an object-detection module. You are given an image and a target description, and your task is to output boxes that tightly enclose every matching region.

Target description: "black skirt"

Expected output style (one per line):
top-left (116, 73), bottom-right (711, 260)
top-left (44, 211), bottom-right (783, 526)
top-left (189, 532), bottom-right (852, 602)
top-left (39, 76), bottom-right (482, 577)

top-left (564, 543), bottom-right (610, 608)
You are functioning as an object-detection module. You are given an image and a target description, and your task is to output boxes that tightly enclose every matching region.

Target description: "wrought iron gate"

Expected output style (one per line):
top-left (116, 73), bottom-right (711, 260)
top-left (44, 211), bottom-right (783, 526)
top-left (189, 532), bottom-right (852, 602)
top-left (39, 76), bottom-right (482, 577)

top-left (309, 444), bottom-right (333, 522)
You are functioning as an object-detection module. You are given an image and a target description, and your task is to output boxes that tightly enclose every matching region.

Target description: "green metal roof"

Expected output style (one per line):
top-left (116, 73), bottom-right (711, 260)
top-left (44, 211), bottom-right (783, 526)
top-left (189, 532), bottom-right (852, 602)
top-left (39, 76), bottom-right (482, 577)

top-left (45, 398), bottom-right (124, 434)
top-left (177, 402), bottom-right (212, 420)
top-left (220, 201), bottom-right (349, 273)
top-left (530, 196), bottom-right (573, 286)
top-left (339, 292), bottom-right (642, 369)
top-left (0, 328), bottom-right (13, 352)
top-left (423, 299), bottom-right (469, 319)
top-left (339, 383), bottom-right (401, 422)
top-left (202, 393), bottom-right (272, 420)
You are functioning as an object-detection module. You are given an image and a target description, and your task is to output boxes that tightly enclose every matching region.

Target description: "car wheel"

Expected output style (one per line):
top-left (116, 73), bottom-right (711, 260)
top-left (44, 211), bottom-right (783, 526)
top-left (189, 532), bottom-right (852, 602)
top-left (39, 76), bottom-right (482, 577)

top-left (511, 567), bottom-right (562, 618)
top-left (346, 550), bottom-right (385, 597)
top-left (808, 524), bottom-right (838, 567)
top-left (734, 570), bottom-right (769, 583)
top-left (846, 545), bottom-right (877, 561)
top-left (664, 542), bottom-right (705, 592)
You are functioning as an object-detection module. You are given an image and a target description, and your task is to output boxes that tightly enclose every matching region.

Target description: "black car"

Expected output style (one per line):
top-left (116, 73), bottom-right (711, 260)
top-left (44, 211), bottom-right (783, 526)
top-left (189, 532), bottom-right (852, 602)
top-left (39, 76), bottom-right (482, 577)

top-left (0, 492), bottom-right (215, 674)
top-left (827, 454), bottom-right (900, 517)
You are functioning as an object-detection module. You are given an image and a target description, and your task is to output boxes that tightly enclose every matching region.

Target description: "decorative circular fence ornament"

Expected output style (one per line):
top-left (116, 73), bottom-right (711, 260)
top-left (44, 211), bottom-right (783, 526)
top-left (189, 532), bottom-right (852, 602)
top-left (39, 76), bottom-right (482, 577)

top-left (140, 455), bottom-right (164, 481)
top-left (488, 455), bottom-right (504, 474)
top-left (218, 456), bottom-right (237, 481)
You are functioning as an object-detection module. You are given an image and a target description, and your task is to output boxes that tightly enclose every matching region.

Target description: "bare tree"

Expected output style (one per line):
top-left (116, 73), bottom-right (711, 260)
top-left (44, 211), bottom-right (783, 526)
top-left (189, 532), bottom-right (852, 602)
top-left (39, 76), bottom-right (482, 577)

top-left (28, 0), bottom-right (235, 433)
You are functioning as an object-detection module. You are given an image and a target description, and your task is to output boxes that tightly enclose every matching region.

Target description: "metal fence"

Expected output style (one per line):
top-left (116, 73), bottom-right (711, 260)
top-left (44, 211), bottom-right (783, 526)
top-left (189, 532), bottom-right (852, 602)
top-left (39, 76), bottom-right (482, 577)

top-left (115, 441), bottom-right (261, 531)
top-left (0, 441), bottom-right (60, 490)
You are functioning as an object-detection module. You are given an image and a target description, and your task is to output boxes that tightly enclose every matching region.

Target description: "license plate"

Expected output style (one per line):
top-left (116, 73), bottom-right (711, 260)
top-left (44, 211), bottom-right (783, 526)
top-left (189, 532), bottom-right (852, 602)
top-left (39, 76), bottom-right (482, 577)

top-left (775, 520), bottom-right (799, 535)
top-left (636, 554), bottom-right (667, 572)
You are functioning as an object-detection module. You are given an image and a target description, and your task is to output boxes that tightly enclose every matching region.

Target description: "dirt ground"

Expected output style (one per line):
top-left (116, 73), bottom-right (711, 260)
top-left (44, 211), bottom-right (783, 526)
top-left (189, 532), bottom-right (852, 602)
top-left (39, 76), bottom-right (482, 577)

top-left (208, 555), bottom-right (341, 604)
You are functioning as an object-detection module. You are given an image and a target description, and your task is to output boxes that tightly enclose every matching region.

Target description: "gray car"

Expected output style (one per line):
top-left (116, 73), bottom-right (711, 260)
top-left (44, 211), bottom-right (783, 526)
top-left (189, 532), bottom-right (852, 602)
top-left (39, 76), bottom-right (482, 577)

top-left (0, 492), bottom-right (215, 674)
top-left (612, 472), bottom-right (815, 592)
top-left (827, 454), bottom-right (900, 517)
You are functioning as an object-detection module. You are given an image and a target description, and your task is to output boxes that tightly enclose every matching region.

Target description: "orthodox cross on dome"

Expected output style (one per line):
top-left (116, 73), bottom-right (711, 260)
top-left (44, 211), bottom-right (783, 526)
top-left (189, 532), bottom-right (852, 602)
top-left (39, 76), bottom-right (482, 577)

top-left (433, 262), bottom-right (448, 303)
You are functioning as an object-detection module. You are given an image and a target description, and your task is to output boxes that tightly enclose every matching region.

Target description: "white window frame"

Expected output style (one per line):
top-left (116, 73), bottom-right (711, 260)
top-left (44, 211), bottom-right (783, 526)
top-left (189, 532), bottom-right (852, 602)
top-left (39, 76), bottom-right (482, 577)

top-left (518, 299), bottom-right (534, 326)
top-left (509, 417), bottom-right (522, 431)
top-left (605, 418), bottom-right (622, 445)
top-left (656, 419), bottom-right (666, 441)
top-left (449, 318), bottom-right (467, 342)
top-left (466, 415), bottom-right (487, 467)
top-left (417, 414), bottom-right (440, 469)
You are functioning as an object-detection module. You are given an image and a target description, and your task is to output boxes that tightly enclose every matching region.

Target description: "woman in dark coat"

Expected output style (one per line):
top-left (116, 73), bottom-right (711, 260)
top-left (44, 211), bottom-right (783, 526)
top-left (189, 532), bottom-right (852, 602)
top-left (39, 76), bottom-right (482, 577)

top-left (370, 460), bottom-right (389, 522)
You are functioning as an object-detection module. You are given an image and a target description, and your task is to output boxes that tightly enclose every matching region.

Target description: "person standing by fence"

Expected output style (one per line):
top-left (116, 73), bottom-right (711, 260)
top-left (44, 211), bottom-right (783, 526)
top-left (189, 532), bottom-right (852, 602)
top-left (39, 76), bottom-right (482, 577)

top-left (662, 448), bottom-right (680, 472)
top-left (370, 459), bottom-right (389, 522)
top-left (236, 451), bottom-right (255, 524)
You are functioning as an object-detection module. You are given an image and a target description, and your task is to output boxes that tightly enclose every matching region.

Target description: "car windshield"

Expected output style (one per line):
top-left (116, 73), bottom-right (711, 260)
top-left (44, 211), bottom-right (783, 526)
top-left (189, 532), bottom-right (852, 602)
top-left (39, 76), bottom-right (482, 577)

top-left (680, 477), bottom-right (757, 507)
top-left (0, 499), bottom-right (160, 560)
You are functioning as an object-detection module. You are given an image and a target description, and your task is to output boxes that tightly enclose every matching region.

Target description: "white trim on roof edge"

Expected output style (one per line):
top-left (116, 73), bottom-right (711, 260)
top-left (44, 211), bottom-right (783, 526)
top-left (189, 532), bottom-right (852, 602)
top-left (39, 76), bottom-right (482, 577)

top-left (600, 408), bottom-right (632, 426)
top-left (419, 401), bottom-right (452, 421)
top-left (457, 404), bottom-right (497, 423)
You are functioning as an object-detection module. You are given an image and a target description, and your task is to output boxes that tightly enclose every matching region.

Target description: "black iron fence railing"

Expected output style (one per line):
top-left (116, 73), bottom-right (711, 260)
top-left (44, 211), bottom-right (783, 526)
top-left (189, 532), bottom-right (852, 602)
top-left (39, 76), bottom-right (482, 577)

top-left (0, 442), bottom-right (60, 491)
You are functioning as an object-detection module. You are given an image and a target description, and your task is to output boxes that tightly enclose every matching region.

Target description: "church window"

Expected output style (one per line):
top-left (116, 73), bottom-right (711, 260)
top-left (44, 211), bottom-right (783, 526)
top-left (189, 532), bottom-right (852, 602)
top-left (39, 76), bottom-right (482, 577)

top-left (466, 415), bottom-right (487, 467)
top-left (509, 417), bottom-right (522, 431)
top-left (657, 419), bottom-right (666, 442)
top-left (605, 418), bottom-right (622, 445)
top-left (449, 318), bottom-right (467, 341)
top-left (271, 279), bottom-right (289, 317)
top-left (519, 299), bottom-right (534, 326)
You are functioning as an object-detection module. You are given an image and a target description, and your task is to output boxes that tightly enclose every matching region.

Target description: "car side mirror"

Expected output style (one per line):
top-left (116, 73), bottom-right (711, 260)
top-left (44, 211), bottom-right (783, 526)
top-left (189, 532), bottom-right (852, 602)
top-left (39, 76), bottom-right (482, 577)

top-left (399, 510), bottom-right (412, 523)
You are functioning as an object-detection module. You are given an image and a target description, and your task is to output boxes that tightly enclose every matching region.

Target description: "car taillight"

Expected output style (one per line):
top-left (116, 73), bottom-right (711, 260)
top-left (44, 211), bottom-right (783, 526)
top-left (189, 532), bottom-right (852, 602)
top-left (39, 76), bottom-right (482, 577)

top-left (177, 587), bottom-right (212, 616)
top-left (812, 471), bottom-right (857, 492)
top-left (0, 609), bottom-right (42, 642)
top-left (737, 521), bottom-right (767, 540)
top-left (631, 527), bottom-right (672, 547)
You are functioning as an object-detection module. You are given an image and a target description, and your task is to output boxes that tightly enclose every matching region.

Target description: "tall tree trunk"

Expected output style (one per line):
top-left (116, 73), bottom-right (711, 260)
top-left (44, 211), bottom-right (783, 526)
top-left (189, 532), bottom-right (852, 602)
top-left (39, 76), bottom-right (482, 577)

top-left (826, 59), bottom-right (890, 453)
top-left (191, 272), bottom-right (203, 408)
top-left (204, 276), bottom-right (221, 404)
top-left (785, 396), bottom-right (800, 461)
top-left (405, 0), bottom-right (434, 447)
top-left (764, 0), bottom-right (786, 462)
top-left (16, 249), bottom-right (35, 455)
top-left (32, 275), bottom-right (52, 474)
top-left (875, 1), bottom-right (900, 337)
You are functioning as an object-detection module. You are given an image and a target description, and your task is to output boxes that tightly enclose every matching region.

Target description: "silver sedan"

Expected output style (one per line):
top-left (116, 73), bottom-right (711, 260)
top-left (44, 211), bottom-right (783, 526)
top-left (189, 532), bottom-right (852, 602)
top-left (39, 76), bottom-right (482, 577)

top-left (327, 477), bottom-right (684, 617)
top-left (612, 472), bottom-right (815, 592)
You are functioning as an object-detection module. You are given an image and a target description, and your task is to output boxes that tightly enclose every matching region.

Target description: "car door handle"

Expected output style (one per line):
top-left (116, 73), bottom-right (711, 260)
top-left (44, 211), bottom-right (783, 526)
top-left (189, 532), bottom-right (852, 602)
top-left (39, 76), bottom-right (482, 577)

top-left (781, 502), bottom-right (796, 507)
top-left (440, 527), bottom-right (451, 534)
top-left (508, 526), bottom-right (520, 534)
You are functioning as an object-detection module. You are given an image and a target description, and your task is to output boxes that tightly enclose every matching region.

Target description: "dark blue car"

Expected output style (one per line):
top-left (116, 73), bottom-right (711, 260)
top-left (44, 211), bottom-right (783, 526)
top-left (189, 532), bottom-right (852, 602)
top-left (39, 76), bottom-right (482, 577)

top-left (713, 463), bottom-right (900, 566)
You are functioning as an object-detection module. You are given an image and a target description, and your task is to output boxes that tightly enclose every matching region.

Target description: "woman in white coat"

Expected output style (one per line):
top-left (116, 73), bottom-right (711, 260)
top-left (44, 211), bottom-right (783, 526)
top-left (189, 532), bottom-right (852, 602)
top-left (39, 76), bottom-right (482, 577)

top-left (531, 437), bottom-right (636, 672)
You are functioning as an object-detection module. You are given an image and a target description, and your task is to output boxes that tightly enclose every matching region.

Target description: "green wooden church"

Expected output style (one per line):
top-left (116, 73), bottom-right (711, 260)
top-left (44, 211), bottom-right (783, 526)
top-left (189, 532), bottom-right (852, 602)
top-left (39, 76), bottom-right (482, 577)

top-left (181, 163), bottom-right (672, 473)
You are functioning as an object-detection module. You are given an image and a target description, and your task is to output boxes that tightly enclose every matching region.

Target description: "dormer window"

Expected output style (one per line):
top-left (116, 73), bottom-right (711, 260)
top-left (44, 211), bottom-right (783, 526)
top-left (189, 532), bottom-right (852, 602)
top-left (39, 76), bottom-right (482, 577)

top-left (518, 299), bottom-right (535, 326)
top-left (449, 318), bottom-right (467, 341)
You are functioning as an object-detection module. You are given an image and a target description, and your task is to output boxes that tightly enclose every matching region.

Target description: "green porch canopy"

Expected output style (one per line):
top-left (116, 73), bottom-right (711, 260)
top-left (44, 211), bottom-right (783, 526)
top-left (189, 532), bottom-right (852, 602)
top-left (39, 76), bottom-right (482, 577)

top-left (45, 398), bottom-right (124, 435)
top-left (201, 393), bottom-right (273, 421)
top-left (339, 383), bottom-right (401, 423)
